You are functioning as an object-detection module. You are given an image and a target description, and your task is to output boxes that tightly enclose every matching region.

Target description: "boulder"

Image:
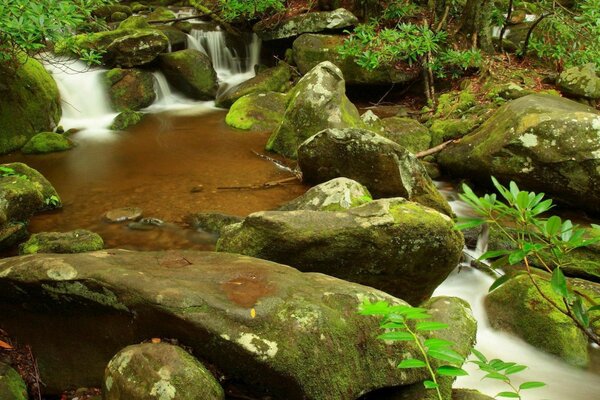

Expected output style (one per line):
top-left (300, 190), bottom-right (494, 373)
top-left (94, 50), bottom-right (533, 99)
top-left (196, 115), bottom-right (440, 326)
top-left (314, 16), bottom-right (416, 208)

top-left (437, 94), bottom-right (600, 215)
top-left (118, 16), bottom-right (151, 30)
top-left (557, 63), bottom-right (600, 99)
top-left (110, 110), bottom-right (144, 131)
top-left (218, 198), bottom-right (463, 304)
top-left (225, 92), bottom-right (287, 131)
top-left (216, 63), bottom-right (293, 108)
top-left (266, 61), bottom-right (363, 158)
top-left (452, 389), bottom-right (495, 400)
top-left (298, 128), bottom-right (452, 216)
top-left (92, 5), bottom-right (132, 19)
top-left (21, 132), bottom-right (74, 154)
top-left (19, 230), bottom-right (104, 255)
top-left (364, 115), bottom-right (431, 154)
top-left (293, 34), bottom-right (419, 85)
top-left (104, 68), bottom-right (156, 111)
top-left (0, 363), bottom-right (27, 400)
top-left (103, 343), bottom-right (224, 400)
top-left (0, 56), bottom-right (61, 154)
top-left (0, 223), bottom-right (28, 252)
top-left (278, 177), bottom-right (372, 211)
top-left (111, 11), bottom-right (128, 22)
top-left (185, 212), bottom-right (243, 235)
top-left (156, 25), bottom-right (188, 52)
top-left (158, 49), bottom-right (218, 100)
top-left (147, 6), bottom-right (177, 21)
top-left (104, 31), bottom-right (169, 67)
top-left (0, 250), bottom-right (473, 398)
top-left (254, 8), bottom-right (358, 41)
top-left (485, 274), bottom-right (589, 367)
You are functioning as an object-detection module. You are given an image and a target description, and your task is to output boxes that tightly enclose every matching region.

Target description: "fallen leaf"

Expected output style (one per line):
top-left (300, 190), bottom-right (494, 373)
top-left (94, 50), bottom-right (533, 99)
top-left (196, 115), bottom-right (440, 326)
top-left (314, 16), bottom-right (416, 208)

top-left (250, 308), bottom-right (256, 318)
top-left (151, 338), bottom-right (161, 344)
top-left (0, 339), bottom-right (13, 350)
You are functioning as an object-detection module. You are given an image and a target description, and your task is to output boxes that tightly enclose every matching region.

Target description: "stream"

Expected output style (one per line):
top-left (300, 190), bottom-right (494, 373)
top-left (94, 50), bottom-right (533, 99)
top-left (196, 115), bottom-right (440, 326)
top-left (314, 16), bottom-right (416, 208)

top-left (2, 19), bottom-right (600, 400)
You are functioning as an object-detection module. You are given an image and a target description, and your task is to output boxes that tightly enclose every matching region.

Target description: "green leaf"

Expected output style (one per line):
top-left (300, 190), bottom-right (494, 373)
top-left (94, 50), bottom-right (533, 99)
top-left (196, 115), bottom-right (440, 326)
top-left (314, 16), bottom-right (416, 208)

top-left (479, 249), bottom-right (512, 260)
top-left (588, 305), bottom-right (600, 312)
top-left (470, 348), bottom-right (487, 363)
top-left (455, 218), bottom-right (486, 230)
top-left (550, 267), bottom-right (569, 298)
top-left (428, 347), bottom-right (465, 364)
top-left (488, 274), bottom-right (511, 292)
top-left (508, 250), bottom-right (527, 265)
top-left (415, 321), bottom-right (448, 331)
top-left (505, 365), bottom-right (527, 374)
top-left (495, 392), bottom-right (520, 398)
top-left (561, 219), bottom-right (573, 241)
top-left (483, 372), bottom-right (509, 381)
top-left (572, 297), bottom-right (590, 328)
top-left (378, 331), bottom-right (414, 341)
top-left (545, 215), bottom-right (562, 237)
top-left (519, 381), bottom-right (546, 390)
top-left (381, 322), bottom-right (407, 329)
top-left (398, 358), bottom-right (427, 368)
top-left (436, 365), bottom-right (468, 376)
top-left (423, 380), bottom-right (438, 389)
top-left (424, 338), bottom-right (454, 349)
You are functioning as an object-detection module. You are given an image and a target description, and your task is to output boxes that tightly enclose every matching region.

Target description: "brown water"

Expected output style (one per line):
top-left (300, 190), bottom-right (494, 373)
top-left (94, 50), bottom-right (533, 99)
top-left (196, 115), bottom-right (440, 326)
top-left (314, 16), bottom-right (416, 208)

top-left (0, 110), bottom-right (307, 251)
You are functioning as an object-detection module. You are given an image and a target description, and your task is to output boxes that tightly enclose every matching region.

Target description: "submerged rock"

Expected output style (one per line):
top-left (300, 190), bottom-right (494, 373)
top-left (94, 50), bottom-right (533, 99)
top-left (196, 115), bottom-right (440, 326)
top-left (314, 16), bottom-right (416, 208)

top-left (218, 198), bottom-right (463, 304)
top-left (278, 177), bottom-right (372, 211)
top-left (438, 94), bottom-right (600, 215)
top-left (104, 68), bottom-right (156, 111)
top-left (21, 132), bottom-right (74, 154)
top-left (266, 61), bottom-right (363, 158)
top-left (185, 212), bottom-right (243, 235)
top-left (110, 110), bottom-right (144, 131)
top-left (225, 92), bottom-right (287, 131)
top-left (19, 230), bottom-right (104, 255)
top-left (0, 250), bottom-right (473, 398)
top-left (0, 362), bottom-right (28, 400)
top-left (254, 8), bottom-right (358, 41)
top-left (298, 128), bottom-right (452, 216)
top-left (557, 63), bottom-right (600, 99)
top-left (104, 343), bottom-right (224, 400)
top-left (104, 207), bottom-right (143, 222)
top-left (158, 49), bottom-right (218, 100)
top-left (0, 56), bottom-right (61, 154)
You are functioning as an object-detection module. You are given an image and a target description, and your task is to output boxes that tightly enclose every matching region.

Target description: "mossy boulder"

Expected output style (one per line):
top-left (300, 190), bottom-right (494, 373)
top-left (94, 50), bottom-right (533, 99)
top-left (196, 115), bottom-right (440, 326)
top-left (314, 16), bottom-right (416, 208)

top-left (0, 250), bottom-right (473, 398)
top-left (0, 362), bottom-right (28, 400)
top-left (225, 92), bottom-right (287, 131)
top-left (111, 11), bottom-right (128, 22)
top-left (104, 30), bottom-right (169, 67)
top-left (266, 61), bottom-right (363, 158)
top-left (254, 8), bottom-right (358, 41)
top-left (0, 56), bottom-right (61, 154)
top-left (430, 118), bottom-right (477, 147)
top-left (557, 63), bottom-right (600, 99)
top-left (21, 132), bottom-right (74, 154)
top-left (216, 63), bottom-right (293, 108)
top-left (0, 223), bottom-right (28, 251)
top-left (293, 34), bottom-right (419, 85)
top-left (118, 16), bottom-right (151, 30)
top-left (485, 274), bottom-right (589, 367)
top-left (158, 49), bottom-right (218, 100)
top-left (104, 343), bottom-right (224, 400)
top-left (155, 25), bottom-right (188, 52)
top-left (438, 94), bottom-right (600, 215)
top-left (92, 5), bottom-right (132, 19)
top-left (110, 110), bottom-right (144, 131)
top-left (278, 177), bottom-right (372, 211)
top-left (104, 68), bottom-right (156, 111)
top-left (19, 230), bottom-right (104, 255)
top-left (147, 6), bottom-right (177, 21)
top-left (185, 212), bottom-right (243, 235)
top-left (218, 198), bottom-right (463, 304)
top-left (365, 115), bottom-right (431, 154)
top-left (298, 128), bottom-right (453, 216)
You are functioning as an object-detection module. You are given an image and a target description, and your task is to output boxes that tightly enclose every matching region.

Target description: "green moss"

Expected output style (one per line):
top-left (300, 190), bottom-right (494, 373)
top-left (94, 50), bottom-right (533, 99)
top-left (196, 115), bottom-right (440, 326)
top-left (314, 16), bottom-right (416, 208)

top-left (118, 16), bottom-right (150, 30)
top-left (147, 6), bottom-right (177, 21)
top-left (110, 110), bottom-right (143, 131)
top-left (430, 118), bottom-right (477, 146)
top-left (0, 362), bottom-right (28, 400)
top-left (225, 92), bottom-right (287, 131)
top-left (21, 132), bottom-right (74, 154)
top-left (20, 229), bottom-right (104, 255)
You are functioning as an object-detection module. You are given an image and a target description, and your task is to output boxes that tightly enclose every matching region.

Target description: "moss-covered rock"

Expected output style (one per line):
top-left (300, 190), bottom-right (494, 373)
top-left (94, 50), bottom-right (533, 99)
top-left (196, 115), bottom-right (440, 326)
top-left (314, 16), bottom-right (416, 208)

top-left (118, 16), bottom-right (151, 30)
top-left (278, 177), bottom-right (372, 211)
top-left (104, 30), bottom-right (169, 67)
top-left (110, 110), bottom-right (144, 131)
top-left (430, 118), bottom-right (478, 147)
top-left (266, 61), bottom-right (363, 158)
top-left (19, 230), bottom-right (104, 255)
top-left (254, 8), bottom-right (358, 41)
top-left (218, 198), bottom-right (463, 304)
top-left (438, 94), bottom-right (600, 215)
top-left (298, 128), bottom-right (453, 216)
top-left (0, 56), bottom-right (61, 154)
top-left (155, 25), bottom-right (188, 52)
top-left (21, 132), bottom-right (74, 154)
top-left (377, 117), bottom-right (431, 153)
top-left (0, 362), bottom-right (28, 400)
top-left (104, 343), bottom-right (224, 400)
top-left (452, 389), bottom-right (495, 400)
top-left (557, 63), bottom-right (600, 99)
top-left (158, 49), bottom-right (218, 100)
top-left (225, 92), bottom-right (287, 131)
top-left (485, 273), bottom-right (589, 367)
top-left (104, 68), bottom-right (156, 111)
top-left (92, 5), bottom-right (132, 19)
top-left (0, 222), bottom-right (28, 252)
top-left (110, 11), bottom-right (128, 22)
top-left (185, 212), bottom-right (243, 235)
top-left (147, 6), bottom-right (177, 21)
top-left (216, 63), bottom-right (293, 108)
top-left (293, 34), bottom-right (419, 85)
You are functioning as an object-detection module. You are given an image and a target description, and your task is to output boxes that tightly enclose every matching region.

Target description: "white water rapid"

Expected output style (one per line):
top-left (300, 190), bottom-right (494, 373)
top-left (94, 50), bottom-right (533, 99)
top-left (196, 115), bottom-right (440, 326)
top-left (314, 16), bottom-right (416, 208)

top-left (435, 186), bottom-right (600, 399)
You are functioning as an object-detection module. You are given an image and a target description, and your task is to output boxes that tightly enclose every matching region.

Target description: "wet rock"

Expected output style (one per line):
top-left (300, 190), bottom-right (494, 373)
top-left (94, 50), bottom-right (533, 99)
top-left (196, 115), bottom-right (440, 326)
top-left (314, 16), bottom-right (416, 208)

top-left (0, 362), bottom-right (28, 400)
top-left (103, 343), bottom-right (224, 400)
top-left (485, 274), bottom-right (589, 367)
top-left (293, 34), bottom-right (419, 85)
top-left (92, 5), bottom-right (132, 19)
top-left (186, 212), bottom-right (242, 235)
top-left (147, 6), bottom-right (177, 22)
top-left (156, 25), bottom-right (188, 52)
top-left (278, 177), bottom-right (371, 211)
top-left (110, 11), bottom-right (128, 22)
top-left (104, 68), bottom-right (156, 111)
top-left (0, 250), bottom-right (474, 398)
top-left (158, 49), bottom-right (218, 100)
top-left (104, 207), bottom-right (143, 222)
top-left (266, 61), bottom-right (363, 158)
top-left (437, 94), bottom-right (600, 215)
top-left (225, 92), bottom-right (287, 131)
top-left (364, 115), bottom-right (431, 154)
top-left (216, 62), bottom-right (293, 108)
top-left (0, 223), bottom-right (28, 252)
top-left (118, 16), bottom-right (151, 30)
top-left (452, 389), bottom-right (495, 400)
top-left (21, 132), bottom-right (74, 154)
top-left (254, 8), bottom-right (358, 41)
top-left (19, 230), bottom-right (104, 255)
top-left (557, 63), bottom-right (600, 99)
top-left (104, 31), bottom-right (169, 67)
top-left (110, 110), bottom-right (144, 131)
top-left (128, 217), bottom-right (165, 231)
top-left (430, 118), bottom-right (478, 147)
top-left (0, 56), bottom-right (61, 154)
top-left (298, 128), bottom-right (452, 216)
top-left (218, 198), bottom-right (463, 304)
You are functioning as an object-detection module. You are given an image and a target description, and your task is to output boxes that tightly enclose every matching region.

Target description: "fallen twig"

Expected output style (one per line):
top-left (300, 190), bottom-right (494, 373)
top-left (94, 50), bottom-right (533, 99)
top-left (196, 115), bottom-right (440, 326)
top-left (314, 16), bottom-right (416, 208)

top-left (416, 139), bottom-right (460, 158)
top-left (218, 177), bottom-right (299, 191)
top-left (251, 150), bottom-right (302, 180)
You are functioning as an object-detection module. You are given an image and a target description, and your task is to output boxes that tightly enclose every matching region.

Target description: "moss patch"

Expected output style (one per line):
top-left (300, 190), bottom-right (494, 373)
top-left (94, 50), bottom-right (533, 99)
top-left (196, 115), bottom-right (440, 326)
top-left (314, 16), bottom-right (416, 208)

top-left (21, 132), bottom-right (74, 154)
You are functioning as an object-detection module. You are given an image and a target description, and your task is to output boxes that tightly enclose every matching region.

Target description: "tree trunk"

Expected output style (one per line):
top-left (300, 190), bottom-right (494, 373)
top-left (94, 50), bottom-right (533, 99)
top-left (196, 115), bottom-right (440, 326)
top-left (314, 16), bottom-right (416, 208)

top-left (460, 0), bottom-right (494, 52)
